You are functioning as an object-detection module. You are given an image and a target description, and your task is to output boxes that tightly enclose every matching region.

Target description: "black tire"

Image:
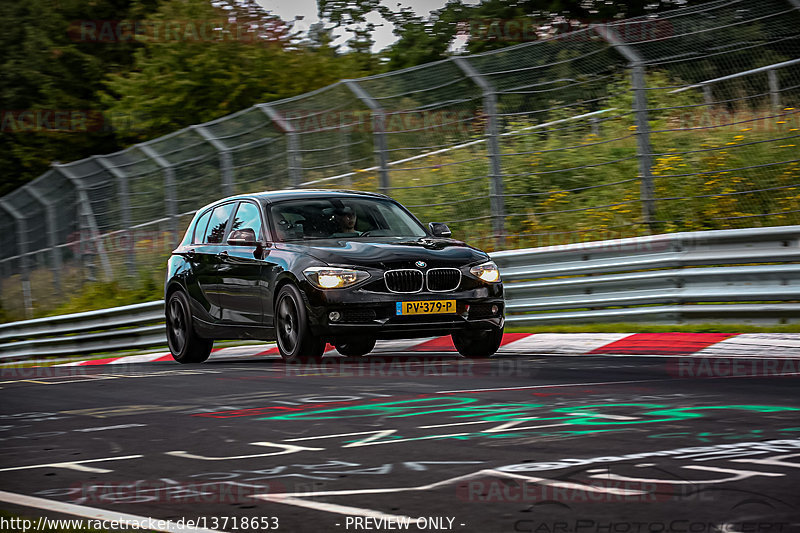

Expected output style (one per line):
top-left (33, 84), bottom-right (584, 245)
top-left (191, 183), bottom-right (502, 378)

top-left (166, 290), bottom-right (213, 364)
top-left (335, 337), bottom-right (377, 357)
top-left (451, 327), bottom-right (503, 358)
top-left (275, 284), bottom-right (325, 363)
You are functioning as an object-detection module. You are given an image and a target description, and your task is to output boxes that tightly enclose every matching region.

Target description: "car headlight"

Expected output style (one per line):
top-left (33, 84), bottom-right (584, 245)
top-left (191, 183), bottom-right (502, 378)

top-left (470, 261), bottom-right (500, 283)
top-left (303, 267), bottom-right (370, 289)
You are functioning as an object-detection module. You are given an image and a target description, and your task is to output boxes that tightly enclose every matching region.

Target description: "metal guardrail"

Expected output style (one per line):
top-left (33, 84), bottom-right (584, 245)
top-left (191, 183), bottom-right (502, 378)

top-left (1, 226), bottom-right (798, 361)
top-left (493, 225), bottom-right (800, 325)
top-left (0, 301), bottom-right (166, 361)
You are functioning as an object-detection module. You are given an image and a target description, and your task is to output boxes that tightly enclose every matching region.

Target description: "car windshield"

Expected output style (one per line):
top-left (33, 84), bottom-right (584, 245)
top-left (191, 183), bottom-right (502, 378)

top-left (268, 198), bottom-right (428, 242)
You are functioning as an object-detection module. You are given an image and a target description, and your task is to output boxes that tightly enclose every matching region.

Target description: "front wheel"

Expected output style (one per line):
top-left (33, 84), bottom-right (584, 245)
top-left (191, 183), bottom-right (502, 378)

top-left (335, 337), bottom-right (377, 357)
top-left (451, 327), bottom-right (503, 358)
top-left (275, 284), bottom-right (325, 363)
top-left (166, 291), bottom-right (213, 364)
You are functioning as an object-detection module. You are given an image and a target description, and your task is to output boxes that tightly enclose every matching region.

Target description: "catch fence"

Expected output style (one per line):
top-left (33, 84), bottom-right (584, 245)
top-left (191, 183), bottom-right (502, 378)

top-left (2, 0), bottom-right (799, 319)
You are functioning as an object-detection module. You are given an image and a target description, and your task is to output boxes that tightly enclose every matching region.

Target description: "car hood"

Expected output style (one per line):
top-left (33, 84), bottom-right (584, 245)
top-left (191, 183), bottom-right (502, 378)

top-left (277, 237), bottom-right (489, 269)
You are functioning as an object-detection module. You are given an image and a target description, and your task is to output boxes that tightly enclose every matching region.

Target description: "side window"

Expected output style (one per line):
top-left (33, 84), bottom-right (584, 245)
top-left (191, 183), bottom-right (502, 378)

top-left (231, 202), bottom-right (263, 239)
top-left (204, 203), bottom-right (236, 244)
top-left (192, 210), bottom-right (212, 244)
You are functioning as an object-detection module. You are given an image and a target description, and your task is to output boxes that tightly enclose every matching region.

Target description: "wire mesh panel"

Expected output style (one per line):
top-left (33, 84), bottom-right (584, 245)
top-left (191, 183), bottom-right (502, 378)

top-left (268, 83), bottom-right (375, 189)
top-left (3, 188), bottom-right (46, 262)
top-left (26, 170), bottom-right (81, 302)
top-left (102, 147), bottom-right (165, 228)
top-left (201, 106), bottom-right (291, 194)
top-left (145, 128), bottom-right (223, 215)
top-left (464, 30), bottom-right (639, 249)
top-left (356, 60), bottom-right (490, 244)
top-left (0, 207), bottom-right (23, 318)
top-left (610, 0), bottom-right (800, 231)
top-left (1, 0), bottom-right (799, 320)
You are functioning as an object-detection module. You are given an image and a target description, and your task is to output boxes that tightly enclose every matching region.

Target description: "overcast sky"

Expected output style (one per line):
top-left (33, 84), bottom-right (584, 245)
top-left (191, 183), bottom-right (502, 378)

top-left (256, 0), bottom-right (476, 51)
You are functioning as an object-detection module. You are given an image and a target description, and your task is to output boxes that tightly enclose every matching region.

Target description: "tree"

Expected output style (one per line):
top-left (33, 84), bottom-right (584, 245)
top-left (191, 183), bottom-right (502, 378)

top-left (381, 0), bottom-right (710, 64)
top-left (317, 0), bottom-right (385, 71)
top-left (0, 0), bottom-right (161, 196)
top-left (102, 0), bottom-right (375, 143)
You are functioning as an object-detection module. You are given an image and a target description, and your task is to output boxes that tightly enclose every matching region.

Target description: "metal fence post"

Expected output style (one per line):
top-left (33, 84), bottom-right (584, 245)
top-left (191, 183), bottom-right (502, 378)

top-left (594, 24), bottom-right (657, 232)
top-left (259, 105), bottom-right (302, 187)
top-left (139, 144), bottom-right (179, 242)
top-left (0, 199), bottom-right (33, 318)
top-left (768, 69), bottom-right (780, 113)
top-left (453, 57), bottom-right (506, 247)
top-left (193, 125), bottom-right (235, 196)
top-left (703, 84), bottom-right (713, 106)
top-left (25, 182), bottom-right (62, 293)
top-left (53, 164), bottom-right (114, 281)
top-left (94, 156), bottom-right (136, 278)
top-left (343, 79), bottom-right (391, 194)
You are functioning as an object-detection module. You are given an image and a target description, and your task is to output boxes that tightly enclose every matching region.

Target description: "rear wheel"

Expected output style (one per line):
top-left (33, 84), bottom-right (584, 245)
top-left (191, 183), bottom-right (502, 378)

top-left (335, 337), bottom-right (377, 357)
top-left (166, 291), bottom-right (213, 364)
top-left (275, 284), bottom-right (325, 363)
top-left (452, 327), bottom-right (503, 358)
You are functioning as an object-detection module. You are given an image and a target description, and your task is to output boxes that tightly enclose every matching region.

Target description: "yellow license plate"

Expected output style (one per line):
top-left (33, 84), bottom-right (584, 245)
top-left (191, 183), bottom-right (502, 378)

top-left (396, 300), bottom-right (456, 315)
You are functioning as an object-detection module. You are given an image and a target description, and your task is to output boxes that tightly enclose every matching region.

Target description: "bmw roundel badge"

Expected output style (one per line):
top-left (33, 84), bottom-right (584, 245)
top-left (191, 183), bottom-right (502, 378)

top-left (415, 261), bottom-right (427, 268)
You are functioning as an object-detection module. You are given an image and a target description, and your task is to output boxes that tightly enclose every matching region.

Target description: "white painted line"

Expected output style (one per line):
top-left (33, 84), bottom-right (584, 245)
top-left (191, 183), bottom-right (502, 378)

top-left (166, 442), bottom-right (322, 461)
top-left (285, 430), bottom-right (396, 442)
top-left (255, 495), bottom-right (416, 522)
top-left (108, 353), bottom-right (169, 364)
top-left (696, 334), bottom-right (800, 358)
top-left (210, 345), bottom-right (276, 358)
top-left (499, 333), bottom-right (632, 354)
top-left (0, 455), bottom-right (143, 473)
top-left (253, 467), bottom-right (645, 500)
top-left (417, 419), bottom-right (517, 429)
top-left (74, 424), bottom-right (146, 432)
top-left (372, 338), bottom-right (437, 353)
top-left (0, 490), bottom-right (225, 533)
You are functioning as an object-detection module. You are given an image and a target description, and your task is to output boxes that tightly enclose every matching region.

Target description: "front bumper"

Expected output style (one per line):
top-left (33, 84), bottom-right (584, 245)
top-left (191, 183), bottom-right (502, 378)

top-left (302, 282), bottom-right (504, 341)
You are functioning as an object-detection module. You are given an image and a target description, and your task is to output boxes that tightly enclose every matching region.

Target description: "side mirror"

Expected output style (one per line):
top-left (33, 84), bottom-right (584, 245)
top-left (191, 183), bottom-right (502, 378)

top-left (428, 222), bottom-right (452, 237)
top-left (227, 228), bottom-right (259, 246)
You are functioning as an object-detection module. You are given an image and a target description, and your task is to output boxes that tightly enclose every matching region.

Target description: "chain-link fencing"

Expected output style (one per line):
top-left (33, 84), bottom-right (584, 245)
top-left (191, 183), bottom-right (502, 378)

top-left (2, 0), bottom-right (799, 320)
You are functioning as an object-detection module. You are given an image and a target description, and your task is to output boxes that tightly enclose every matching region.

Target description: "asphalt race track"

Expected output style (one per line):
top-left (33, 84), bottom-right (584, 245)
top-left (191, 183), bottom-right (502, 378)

top-left (1, 345), bottom-right (799, 533)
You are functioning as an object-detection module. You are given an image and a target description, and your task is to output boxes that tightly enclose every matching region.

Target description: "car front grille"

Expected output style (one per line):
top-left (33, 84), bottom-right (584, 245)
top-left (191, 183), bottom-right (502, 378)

top-left (384, 269), bottom-right (424, 293)
top-left (426, 268), bottom-right (461, 292)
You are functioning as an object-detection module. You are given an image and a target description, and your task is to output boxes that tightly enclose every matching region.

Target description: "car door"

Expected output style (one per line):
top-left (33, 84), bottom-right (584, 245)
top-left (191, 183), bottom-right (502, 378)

top-left (218, 200), bottom-right (267, 326)
top-left (192, 202), bottom-right (237, 321)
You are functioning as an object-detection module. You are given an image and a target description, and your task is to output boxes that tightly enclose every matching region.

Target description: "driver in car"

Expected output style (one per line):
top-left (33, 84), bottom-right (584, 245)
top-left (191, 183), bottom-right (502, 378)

top-left (330, 206), bottom-right (357, 235)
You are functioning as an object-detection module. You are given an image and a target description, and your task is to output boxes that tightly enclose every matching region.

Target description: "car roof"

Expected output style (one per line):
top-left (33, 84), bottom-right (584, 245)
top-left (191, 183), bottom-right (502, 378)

top-left (251, 189), bottom-right (390, 204)
top-left (194, 189), bottom-right (391, 215)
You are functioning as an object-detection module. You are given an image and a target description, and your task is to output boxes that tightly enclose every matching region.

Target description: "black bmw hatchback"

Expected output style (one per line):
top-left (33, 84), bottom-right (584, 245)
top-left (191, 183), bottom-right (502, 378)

top-left (165, 190), bottom-right (504, 363)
